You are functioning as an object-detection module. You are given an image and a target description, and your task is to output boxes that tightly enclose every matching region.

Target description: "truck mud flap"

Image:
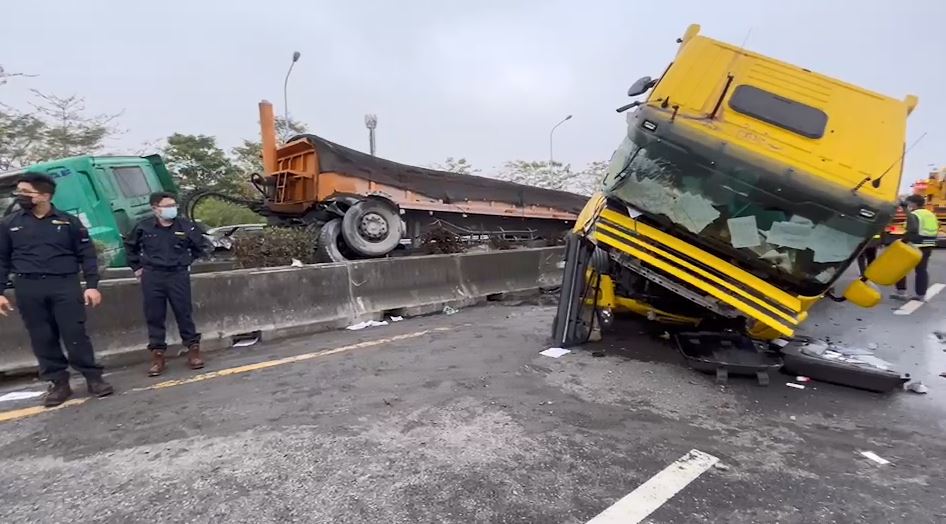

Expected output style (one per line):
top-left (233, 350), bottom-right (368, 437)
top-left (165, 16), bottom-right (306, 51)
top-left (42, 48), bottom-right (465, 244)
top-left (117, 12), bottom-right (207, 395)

top-left (551, 233), bottom-right (593, 347)
top-left (779, 338), bottom-right (909, 393)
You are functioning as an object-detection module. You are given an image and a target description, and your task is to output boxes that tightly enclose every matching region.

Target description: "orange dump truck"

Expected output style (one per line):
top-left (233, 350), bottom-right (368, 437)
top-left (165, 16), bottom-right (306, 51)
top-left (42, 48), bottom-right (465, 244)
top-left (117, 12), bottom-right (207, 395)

top-left (188, 101), bottom-right (587, 262)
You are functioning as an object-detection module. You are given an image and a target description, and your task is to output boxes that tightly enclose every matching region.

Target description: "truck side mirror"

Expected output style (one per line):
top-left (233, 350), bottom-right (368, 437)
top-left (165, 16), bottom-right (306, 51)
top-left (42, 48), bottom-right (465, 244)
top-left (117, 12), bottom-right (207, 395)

top-left (627, 76), bottom-right (657, 97)
top-left (863, 240), bottom-right (922, 285)
top-left (842, 279), bottom-right (882, 308)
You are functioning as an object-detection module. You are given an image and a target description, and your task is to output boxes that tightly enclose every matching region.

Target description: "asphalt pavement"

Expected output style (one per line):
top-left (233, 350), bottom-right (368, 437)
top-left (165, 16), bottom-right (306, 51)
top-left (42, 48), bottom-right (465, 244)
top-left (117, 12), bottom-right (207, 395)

top-left (1, 261), bottom-right (945, 523)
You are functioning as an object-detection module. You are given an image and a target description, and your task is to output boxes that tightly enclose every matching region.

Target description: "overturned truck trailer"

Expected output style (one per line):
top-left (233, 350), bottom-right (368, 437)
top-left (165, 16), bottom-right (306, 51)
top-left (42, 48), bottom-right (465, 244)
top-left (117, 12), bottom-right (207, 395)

top-left (554, 24), bottom-right (923, 346)
top-left (187, 101), bottom-right (588, 262)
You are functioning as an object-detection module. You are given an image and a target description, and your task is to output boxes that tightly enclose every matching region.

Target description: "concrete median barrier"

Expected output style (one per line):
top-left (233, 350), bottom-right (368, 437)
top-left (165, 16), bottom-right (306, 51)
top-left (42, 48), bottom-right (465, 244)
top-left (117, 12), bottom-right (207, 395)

top-left (0, 247), bottom-right (563, 376)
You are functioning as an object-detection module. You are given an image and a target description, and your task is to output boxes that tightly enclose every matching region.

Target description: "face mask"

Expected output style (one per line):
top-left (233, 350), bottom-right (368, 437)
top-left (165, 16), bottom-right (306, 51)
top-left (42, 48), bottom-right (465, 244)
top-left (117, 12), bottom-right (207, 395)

top-left (15, 195), bottom-right (36, 210)
top-left (158, 206), bottom-right (179, 220)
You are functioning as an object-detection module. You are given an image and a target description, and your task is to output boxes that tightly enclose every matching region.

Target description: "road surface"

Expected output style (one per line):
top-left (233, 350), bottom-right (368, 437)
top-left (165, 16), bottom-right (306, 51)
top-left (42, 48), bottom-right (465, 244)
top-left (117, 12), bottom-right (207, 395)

top-left (1, 265), bottom-right (945, 523)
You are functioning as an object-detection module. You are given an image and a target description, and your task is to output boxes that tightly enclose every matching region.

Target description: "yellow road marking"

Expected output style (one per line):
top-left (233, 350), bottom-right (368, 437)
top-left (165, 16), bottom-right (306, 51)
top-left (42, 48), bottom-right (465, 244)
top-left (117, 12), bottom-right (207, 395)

top-left (0, 398), bottom-right (88, 423)
top-left (0, 327), bottom-right (448, 424)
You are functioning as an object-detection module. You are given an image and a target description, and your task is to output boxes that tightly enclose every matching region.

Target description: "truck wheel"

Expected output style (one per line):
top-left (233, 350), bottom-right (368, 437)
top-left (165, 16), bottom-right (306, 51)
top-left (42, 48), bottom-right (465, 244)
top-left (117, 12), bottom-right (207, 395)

top-left (341, 198), bottom-right (403, 257)
top-left (315, 219), bottom-right (350, 263)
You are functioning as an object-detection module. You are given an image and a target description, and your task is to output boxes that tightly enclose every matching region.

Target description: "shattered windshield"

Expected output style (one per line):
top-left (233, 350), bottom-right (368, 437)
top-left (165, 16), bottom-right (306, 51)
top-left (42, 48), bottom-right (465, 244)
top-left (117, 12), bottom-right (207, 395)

top-left (603, 136), bottom-right (870, 290)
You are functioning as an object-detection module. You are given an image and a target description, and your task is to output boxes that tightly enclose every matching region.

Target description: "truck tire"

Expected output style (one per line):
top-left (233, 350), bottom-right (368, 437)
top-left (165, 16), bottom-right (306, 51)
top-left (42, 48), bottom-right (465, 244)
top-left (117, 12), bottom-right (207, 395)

top-left (315, 219), bottom-right (349, 263)
top-left (341, 198), bottom-right (403, 257)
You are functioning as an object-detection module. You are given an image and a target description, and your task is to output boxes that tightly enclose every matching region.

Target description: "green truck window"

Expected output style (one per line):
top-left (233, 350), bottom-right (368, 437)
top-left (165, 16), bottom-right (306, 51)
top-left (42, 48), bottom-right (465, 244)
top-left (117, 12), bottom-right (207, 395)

top-left (112, 166), bottom-right (151, 198)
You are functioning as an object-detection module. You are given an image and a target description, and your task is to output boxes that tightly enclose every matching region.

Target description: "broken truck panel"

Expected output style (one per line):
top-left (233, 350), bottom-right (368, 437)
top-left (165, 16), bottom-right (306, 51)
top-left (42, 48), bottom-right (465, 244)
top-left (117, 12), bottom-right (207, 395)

top-left (553, 23), bottom-right (921, 347)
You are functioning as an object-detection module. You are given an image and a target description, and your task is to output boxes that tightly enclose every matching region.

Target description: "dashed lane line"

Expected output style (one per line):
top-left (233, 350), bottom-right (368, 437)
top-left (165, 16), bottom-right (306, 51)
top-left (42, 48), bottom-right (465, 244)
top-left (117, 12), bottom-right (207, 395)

top-left (0, 327), bottom-right (449, 425)
top-left (894, 282), bottom-right (944, 316)
top-left (586, 449), bottom-right (719, 524)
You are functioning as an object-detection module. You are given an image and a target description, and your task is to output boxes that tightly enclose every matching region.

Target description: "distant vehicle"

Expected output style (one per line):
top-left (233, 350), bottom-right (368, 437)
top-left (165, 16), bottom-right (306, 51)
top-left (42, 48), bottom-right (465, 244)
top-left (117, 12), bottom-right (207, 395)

top-left (204, 223), bottom-right (266, 251)
top-left (1, 155), bottom-right (178, 267)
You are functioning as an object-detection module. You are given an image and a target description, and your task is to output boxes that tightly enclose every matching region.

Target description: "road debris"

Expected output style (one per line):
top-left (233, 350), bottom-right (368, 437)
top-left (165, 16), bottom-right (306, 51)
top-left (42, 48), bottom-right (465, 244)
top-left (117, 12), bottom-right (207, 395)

top-left (290, 258), bottom-right (304, 268)
top-left (443, 305), bottom-right (459, 315)
top-left (859, 451), bottom-right (891, 465)
top-left (346, 320), bottom-right (389, 331)
top-left (389, 315), bottom-right (404, 322)
top-left (795, 376), bottom-right (811, 383)
top-left (906, 382), bottom-right (929, 394)
top-left (540, 347), bottom-right (571, 359)
top-left (786, 383), bottom-right (806, 390)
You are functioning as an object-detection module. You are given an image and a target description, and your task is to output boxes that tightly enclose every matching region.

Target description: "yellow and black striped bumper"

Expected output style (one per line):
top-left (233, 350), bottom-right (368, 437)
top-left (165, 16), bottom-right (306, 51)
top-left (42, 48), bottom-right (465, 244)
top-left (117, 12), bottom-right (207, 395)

top-left (592, 209), bottom-right (807, 337)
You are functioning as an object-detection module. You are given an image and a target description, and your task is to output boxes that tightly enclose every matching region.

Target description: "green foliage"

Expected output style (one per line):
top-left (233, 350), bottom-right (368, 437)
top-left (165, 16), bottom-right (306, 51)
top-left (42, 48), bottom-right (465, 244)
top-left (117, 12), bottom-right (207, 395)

top-left (163, 133), bottom-right (242, 191)
top-left (431, 157), bottom-right (478, 175)
top-left (495, 159), bottom-right (605, 195)
top-left (232, 226), bottom-right (317, 268)
top-left (192, 198), bottom-right (262, 228)
top-left (0, 111), bottom-right (44, 171)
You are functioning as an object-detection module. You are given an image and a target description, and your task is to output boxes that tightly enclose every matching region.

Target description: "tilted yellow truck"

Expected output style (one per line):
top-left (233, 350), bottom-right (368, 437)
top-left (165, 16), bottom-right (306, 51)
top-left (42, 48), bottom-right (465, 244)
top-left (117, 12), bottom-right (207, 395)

top-left (553, 24), bottom-right (923, 346)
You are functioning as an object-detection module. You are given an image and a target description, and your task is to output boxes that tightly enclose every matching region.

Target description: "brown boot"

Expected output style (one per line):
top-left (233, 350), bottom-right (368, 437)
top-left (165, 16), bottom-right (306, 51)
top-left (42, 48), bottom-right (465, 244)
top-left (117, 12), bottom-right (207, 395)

top-left (86, 377), bottom-right (115, 397)
top-left (186, 344), bottom-right (205, 370)
top-left (42, 379), bottom-right (73, 407)
top-left (148, 351), bottom-right (166, 377)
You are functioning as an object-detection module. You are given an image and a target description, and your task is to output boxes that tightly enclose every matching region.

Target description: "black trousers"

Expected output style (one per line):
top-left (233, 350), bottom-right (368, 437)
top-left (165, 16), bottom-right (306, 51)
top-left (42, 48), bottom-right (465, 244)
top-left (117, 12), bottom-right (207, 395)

top-left (857, 246), bottom-right (878, 275)
top-left (896, 247), bottom-right (933, 296)
top-left (141, 268), bottom-right (200, 351)
top-left (14, 275), bottom-right (102, 382)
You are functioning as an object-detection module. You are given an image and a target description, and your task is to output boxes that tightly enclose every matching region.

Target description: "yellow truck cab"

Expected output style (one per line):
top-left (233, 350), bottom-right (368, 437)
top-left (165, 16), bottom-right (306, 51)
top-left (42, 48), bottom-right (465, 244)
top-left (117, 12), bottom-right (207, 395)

top-left (554, 24), bottom-right (922, 345)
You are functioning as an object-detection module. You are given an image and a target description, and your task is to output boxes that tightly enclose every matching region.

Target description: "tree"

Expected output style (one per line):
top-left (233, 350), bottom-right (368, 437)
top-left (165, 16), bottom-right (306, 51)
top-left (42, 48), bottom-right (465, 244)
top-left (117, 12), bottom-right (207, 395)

top-left (232, 117), bottom-right (308, 175)
top-left (0, 112), bottom-right (44, 171)
top-left (163, 133), bottom-right (241, 191)
top-left (572, 160), bottom-right (608, 196)
top-left (495, 160), bottom-right (573, 192)
top-left (430, 157), bottom-right (479, 175)
top-left (27, 90), bottom-right (122, 161)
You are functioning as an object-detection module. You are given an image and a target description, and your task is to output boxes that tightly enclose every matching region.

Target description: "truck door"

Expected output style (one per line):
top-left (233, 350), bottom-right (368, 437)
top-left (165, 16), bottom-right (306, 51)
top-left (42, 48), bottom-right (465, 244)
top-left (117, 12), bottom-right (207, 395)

top-left (105, 163), bottom-right (160, 235)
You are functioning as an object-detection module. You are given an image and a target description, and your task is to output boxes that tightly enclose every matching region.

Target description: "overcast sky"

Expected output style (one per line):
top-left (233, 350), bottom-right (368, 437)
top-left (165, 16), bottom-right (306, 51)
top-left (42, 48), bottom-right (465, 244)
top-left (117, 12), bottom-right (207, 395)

top-left (2, 0), bottom-right (944, 185)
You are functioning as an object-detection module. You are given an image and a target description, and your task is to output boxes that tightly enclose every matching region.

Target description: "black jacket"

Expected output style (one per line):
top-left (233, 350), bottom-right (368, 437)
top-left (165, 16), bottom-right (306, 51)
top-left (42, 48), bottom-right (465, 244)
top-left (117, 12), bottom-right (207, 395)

top-left (0, 207), bottom-right (100, 291)
top-left (124, 217), bottom-right (210, 271)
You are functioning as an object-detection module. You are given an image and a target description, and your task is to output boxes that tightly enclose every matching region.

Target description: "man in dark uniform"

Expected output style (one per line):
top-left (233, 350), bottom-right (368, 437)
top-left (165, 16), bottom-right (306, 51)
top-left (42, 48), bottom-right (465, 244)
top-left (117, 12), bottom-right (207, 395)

top-left (125, 192), bottom-right (211, 376)
top-left (0, 172), bottom-right (114, 406)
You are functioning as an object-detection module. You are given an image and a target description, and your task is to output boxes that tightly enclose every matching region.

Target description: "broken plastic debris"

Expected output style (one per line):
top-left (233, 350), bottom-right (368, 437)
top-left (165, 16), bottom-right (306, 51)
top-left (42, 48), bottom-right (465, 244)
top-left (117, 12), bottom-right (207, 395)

top-left (232, 337), bottom-right (260, 347)
top-left (346, 320), bottom-right (389, 331)
top-left (795, 376), bottom-right (811, 383)
top-left (443, 305), bottom-right (459, 315)
top-left (0, 390), bottom-right (45, 403)
top-left (859, 451), bottom-right (891, 465)
top-left (786, 383), bottom-right (806, 390)
top-left (389, 316), bottom-right (404, 322)
top-left (540, 347), bottom-right (571, 359)
top-left (290, 258), bottom-right (304, 268)
top-left (906, 382), bottom-right (928, 394)
top-left (771, 338), bottom-right (790, 348)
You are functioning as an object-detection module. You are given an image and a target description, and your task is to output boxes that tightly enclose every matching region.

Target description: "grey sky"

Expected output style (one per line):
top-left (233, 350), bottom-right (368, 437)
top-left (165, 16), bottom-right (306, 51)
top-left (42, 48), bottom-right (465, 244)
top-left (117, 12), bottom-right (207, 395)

top-left (3, 0), bottom-right (944, 186)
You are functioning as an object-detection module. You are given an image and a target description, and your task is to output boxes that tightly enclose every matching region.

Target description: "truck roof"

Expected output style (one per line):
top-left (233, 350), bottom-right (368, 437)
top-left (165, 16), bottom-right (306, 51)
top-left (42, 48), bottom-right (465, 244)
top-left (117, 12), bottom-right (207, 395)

top-left (649, 25), bottom-right (917, 203)
top-left (0, 155), bottom-right (151, 183)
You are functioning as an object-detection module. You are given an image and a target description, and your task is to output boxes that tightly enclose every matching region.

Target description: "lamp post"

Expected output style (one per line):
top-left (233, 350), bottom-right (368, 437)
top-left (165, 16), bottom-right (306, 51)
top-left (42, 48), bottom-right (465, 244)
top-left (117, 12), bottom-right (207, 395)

top-left (549, 114), bottom-right (573, 166)
top-left (283, 51), bottom-right (301, 128)
top-left (365, 114), bottom-right (378, 156)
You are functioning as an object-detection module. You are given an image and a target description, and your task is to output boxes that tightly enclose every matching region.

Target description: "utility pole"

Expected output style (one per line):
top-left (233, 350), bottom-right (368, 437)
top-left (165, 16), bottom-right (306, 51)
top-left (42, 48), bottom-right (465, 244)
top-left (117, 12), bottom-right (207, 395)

top-left (283, 51), bottom-right (301, 135)
top-left (365, 114), bottom-right (378, 156)
top-left (549, 114), bottom-right (573, 166)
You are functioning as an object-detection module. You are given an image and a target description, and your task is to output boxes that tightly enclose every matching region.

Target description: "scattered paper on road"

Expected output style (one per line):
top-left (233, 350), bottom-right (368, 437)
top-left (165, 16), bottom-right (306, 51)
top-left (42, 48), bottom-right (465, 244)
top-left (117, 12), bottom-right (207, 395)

top-left (346, 320), bottom-right (389, 331)
top-left (786, 382), bottom-right (806, 390)
top-left (0, 390), bottom-right (44, 403)
top-left (860, 451), bottom-right (891, 465)
top-left (540, 347), bottom-right (571, 359)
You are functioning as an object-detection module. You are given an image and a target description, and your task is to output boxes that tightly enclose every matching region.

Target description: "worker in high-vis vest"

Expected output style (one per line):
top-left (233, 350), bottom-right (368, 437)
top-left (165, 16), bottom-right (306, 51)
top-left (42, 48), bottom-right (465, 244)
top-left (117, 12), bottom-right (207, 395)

top-left (892, 194), bottom-right (938, 301)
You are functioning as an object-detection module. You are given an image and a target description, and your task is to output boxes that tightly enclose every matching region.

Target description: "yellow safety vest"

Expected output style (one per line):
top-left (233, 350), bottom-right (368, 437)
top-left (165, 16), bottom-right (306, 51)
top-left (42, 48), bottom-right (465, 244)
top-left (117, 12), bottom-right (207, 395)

top-left (912, 208), bottom-right (939, 246)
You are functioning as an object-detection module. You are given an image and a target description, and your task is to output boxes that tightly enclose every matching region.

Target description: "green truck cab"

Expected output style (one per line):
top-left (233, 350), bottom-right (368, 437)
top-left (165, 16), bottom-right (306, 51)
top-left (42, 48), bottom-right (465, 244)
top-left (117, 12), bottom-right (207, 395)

top-left (1, 155), bottom-right (177, 267)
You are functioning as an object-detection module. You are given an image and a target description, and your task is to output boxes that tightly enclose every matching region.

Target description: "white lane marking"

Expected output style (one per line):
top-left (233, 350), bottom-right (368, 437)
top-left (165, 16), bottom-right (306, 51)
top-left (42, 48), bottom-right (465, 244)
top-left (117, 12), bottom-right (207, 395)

top-left (925, 283), bottom-right (945, 301)
top-left (587, 449), bottom-right (719, 524)
top-left (893, 282), bottom-right (944, 316)
top-left (894, 300), bottom-right (924, 316)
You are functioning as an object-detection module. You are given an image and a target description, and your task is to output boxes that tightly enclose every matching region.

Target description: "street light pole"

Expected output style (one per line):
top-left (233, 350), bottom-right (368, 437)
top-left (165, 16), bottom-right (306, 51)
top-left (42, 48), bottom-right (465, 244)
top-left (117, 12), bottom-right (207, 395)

top-left (283, 51), bottom-right (302, 131)
top-left (365, 114), bottom-right (378, 156)
top-left (549, 114), bottom-right (573, 166)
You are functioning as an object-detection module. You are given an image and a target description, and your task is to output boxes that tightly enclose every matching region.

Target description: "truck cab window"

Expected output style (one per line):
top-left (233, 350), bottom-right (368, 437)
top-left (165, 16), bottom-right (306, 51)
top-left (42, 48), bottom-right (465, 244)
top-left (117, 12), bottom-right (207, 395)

top-left (112, 166), bottom-right (151, 198)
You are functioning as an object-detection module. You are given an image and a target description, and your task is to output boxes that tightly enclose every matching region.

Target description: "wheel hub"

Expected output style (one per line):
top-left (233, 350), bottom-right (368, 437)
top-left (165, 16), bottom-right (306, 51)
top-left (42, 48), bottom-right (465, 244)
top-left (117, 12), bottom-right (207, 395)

top-left (358, 212), bottom-right (388, 240)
